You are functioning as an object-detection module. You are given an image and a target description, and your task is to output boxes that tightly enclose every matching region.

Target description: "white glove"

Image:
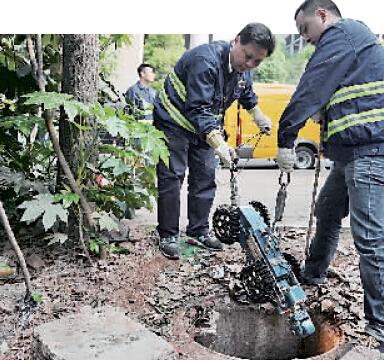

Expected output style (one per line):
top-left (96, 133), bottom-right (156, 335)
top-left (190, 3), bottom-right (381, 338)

top-left (276, 147), bottom-right (296, 173)
top-left (215, 144), bottom-right (236, 167)
top-left (206, 129), bottom-right (236, 167)
top-left (251, 106), bottom-right (272, 135)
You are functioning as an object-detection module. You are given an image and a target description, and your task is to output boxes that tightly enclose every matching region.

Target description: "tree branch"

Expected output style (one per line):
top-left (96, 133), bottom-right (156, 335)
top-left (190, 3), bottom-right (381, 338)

top-left (0, 201), bottom-right (33, 295)
top-left (28, 34), bottom-right (94, 261)
top-left (25, 35), bottom-right (38, 81)
top-left (44, 109), bottom-right (93, 260)
top-left (35, 35), bottom-right (45, 91)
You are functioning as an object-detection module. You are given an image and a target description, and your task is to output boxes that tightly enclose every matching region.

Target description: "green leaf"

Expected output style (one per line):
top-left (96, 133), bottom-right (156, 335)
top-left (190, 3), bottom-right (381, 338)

top-left (20, 205), bottom-right (42, 223)
top-left (101, 158), bottom-right (131, 176)
top-left (54, 191), bottom-right (80, 208)
top-left (46, 232), bottom-right (68, 246)
top-left (67, 119), bottom-right (92, 131)
top-left (98, 211), bottom-right (119, 231)
top-left (89, 238), bottom-right (100, 254)
top-left (24, 91), bottom-right (73, 108)
top-left (31, 291), bottom-right (42, 303)
top-left (19, 193), bottom-right (68, 231)
top-left (0, 115), bottom-right (45, 137)
top-left (43, 204), bottom-right (67, 231)
top-left (109, 244), bottom-right (130, 254)
top-left (23, 92), bottom-right (90, 120)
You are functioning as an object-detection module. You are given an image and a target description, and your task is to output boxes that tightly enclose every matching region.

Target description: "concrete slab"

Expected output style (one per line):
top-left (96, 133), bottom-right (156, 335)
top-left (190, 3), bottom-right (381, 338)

top-left (32, 306), bottom-right (177, 360)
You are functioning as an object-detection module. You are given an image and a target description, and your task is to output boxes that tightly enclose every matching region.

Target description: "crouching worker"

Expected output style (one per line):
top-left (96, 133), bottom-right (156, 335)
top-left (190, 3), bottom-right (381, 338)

top-left (153, 23), bottom-right (275, 260)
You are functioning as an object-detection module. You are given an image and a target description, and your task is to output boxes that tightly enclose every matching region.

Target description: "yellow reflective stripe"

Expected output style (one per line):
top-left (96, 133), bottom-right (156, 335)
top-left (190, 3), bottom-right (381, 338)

top-left (327, 88), bottom-right (384, 109)
top-left (327, 81), bottom-right (384, 109)
top-left (159, 86), bottom-right (196, 133)
top-left (332, 80), bottom-right (384, 98)
top-left (325, 108), bottom-right (384, 140)
top-left (169, 71), bottom-right (186, 102)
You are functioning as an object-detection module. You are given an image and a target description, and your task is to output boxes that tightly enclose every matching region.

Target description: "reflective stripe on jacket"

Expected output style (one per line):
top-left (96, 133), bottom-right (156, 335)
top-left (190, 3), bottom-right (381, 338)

top-left (325, 81), bottom-right (384, 140)
top-left (278, 19), bottom-right (384, 161)
top-left (153, 41), bottom-right (257, 137)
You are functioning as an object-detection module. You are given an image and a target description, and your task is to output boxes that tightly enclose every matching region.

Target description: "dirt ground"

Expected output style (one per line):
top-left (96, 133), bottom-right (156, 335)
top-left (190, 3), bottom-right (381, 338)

top-left (0, 223), bottom-right (376, 360)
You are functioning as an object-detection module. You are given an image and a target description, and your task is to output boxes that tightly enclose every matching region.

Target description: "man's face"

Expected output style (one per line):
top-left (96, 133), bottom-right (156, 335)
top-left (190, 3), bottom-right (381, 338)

top-left (230, 36), bottom-right (268, 72)
top-left (141, 67), bottom-right (156, 82)
top-left (295, 9), bottom-right (327, 46)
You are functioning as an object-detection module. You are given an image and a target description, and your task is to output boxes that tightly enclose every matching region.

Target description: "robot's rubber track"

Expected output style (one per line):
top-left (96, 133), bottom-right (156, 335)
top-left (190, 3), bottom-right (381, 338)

top-left (212, 204), bottom-right (240, 244)
top-left (213, 201), bottom-right (271, 244)
top-left (249, 201), bottom-right (271, 227)
top-left (236, 260), bottom-right (276, 304)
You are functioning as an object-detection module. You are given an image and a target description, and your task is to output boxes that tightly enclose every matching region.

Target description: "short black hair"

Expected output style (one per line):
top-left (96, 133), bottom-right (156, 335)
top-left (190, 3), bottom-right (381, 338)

top-left (137, 63), bottom-right (154, 77)
top-left (295, 0), bottom-right (342, 19)
top-left (237, 23), bottom-right (276, 57)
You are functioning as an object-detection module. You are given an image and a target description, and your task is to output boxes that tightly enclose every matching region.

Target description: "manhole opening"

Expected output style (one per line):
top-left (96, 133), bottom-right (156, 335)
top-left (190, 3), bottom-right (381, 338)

top-left (194, 306), bottom-right (344, 360)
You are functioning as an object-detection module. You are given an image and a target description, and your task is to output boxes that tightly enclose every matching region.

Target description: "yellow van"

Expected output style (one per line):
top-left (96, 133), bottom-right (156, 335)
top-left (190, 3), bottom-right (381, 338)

top-left (224, 83), bottom-right (320, 169)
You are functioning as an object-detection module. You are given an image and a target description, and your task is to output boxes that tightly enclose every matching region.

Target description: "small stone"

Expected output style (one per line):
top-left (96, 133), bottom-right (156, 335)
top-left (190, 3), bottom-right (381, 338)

top-left (321, 299), bottom-right (335, 312)
top-left (26, 254), bottom-right (45, 270)
top-left (208, 266), bottom-right (225, 280)
top-left (0, 341), bottom-right (9, 356)
top-left (0, 301), bottom-right (13, 314)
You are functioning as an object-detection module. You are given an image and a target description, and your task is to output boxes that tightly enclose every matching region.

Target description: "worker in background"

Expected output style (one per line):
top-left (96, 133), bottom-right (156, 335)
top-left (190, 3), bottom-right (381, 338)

top-left (125, 63), bottom-right (157, 123)
top-left (276, 0), bottom-right (384, 353)
top-left (154, 23), bottom-right (275, 260)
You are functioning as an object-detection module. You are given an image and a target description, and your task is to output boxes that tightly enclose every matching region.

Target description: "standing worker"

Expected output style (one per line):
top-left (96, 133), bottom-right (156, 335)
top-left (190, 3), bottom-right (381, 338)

top-left (154, 23), bottom-right (275, 260)
top-left (276, 0), bottom-right (384, 352)
top-left (125, 63), bottom-right (157, 123)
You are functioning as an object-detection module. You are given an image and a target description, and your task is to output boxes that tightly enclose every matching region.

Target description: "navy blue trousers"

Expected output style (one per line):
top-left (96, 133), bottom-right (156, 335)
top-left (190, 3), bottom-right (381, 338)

top-left (155, 124), bottom-right (216, 238)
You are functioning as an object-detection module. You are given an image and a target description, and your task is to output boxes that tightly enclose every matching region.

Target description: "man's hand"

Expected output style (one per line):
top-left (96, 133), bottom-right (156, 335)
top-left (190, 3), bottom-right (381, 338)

top-left (215, 144), bottom-right (236, 167)
top-left (206, 129), bottom-right (236, 167)
top-left (251, 106), bottom-right (272, 135)
top-left (276, 147), bottom-right (296, 173)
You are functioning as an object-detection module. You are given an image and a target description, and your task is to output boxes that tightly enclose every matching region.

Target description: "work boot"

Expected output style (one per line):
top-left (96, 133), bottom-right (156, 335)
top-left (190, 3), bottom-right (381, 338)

top-left (299, 263), bottom-right (327, 285)
top-left (300, 271), bottom-right (327, 285)
top-left (159, 236), bottom-right (180, 260)
top-left (186, 233), bottom-right (223, 251)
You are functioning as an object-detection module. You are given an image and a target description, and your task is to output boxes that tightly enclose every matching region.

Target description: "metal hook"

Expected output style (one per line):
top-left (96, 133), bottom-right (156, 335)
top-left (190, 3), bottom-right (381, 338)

top-left (230, 157), bottom-right (239, 173)
top-left (278, 172), bottom-right (291, 187)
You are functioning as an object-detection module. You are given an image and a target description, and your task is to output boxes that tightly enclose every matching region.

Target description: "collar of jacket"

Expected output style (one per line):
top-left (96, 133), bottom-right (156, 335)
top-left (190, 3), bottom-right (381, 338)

top-left (315, 18), bottom-right (344, 48)
top-left (217, 41), bottom-right (236, 76)
top-left (136, 81), bottom-right (151, 91)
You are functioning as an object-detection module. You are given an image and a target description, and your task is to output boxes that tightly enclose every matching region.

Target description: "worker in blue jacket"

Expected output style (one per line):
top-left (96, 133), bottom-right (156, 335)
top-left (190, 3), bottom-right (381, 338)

top-left (154, 23), bottom-right (275, 260)
top-left (125, 63), bottom-right (157, 122)
top-left (277, 0), bottom-right (384, 352)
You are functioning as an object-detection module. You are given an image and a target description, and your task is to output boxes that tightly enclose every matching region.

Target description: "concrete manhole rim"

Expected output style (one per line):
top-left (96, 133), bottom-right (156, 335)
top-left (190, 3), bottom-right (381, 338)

top-left (193, 304), bottom-right (345, 360)
top-left (190, 340), bottom-right (349, 360)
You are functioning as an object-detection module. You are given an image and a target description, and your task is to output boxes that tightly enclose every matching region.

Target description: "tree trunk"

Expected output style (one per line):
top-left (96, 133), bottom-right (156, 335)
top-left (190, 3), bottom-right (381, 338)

top-left (59, 35), bottom-right (99, 240)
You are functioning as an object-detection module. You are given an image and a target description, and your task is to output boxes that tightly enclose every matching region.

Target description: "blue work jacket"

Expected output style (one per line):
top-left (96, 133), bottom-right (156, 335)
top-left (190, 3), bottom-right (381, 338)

top-left (153, 41), bottom-right (257, 141)
top-left (125, 81), bottom-right (157, 120)
top-left (278, 19), bottom-right (384, 161)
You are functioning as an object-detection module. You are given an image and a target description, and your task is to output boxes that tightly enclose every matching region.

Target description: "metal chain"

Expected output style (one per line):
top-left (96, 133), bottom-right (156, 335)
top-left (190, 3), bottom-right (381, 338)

top-left (216, 132), bottom-right (264, 187)
top-left (272, 172), bottom-right (291, 230)
top-left (304, 122), bottom-right (325, 257)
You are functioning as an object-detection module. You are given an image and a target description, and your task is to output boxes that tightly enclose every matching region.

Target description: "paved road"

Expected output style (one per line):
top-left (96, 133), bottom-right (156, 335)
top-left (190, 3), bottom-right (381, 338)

top-left (134, 164), bottom-right (350, 229)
